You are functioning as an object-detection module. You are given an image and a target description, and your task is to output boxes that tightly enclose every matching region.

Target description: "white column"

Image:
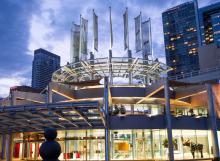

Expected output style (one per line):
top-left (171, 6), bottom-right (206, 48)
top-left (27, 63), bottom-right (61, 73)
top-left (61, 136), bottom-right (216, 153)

top-left (206, 83), bottom-right (220, 158)
top-left (164, 78), bottom-right (174, 161)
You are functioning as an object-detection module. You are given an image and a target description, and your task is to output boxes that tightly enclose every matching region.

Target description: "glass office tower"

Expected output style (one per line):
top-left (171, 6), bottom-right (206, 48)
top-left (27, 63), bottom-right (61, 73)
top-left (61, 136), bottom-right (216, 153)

top-left (199, 2), bottom-right (220, 47)
top-left (162, 1), bottom-right (200, 76)
top-left (32, 48), bottom-right (60, 90)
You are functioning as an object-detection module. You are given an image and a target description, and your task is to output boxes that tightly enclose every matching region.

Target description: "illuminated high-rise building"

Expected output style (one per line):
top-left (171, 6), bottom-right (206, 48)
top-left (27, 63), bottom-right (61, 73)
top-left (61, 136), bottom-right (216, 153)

top-left (162, 1), bottom-right (200, 76)
top-left (32, 48), bottom-right (60, 90)
top-left (199, 2), bottom-right (220, 47)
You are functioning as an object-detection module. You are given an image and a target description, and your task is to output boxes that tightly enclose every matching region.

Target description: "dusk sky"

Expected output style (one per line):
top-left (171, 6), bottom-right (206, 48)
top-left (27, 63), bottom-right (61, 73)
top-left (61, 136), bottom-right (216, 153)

top-left (0, 0), bottom-right (219, 97)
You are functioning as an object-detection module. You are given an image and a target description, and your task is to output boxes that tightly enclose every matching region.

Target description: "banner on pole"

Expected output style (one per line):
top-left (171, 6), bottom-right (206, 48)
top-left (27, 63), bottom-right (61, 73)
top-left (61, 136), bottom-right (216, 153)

top-left (93, 10), bottom-right (98, 52)
top-left (123, 8), bottom-right (129, 50)
top-left (80, 17), bottom-right (88, 55)
top-left (109, 7), bottom-right (113, 49)
top-left (142, 19), bottom-right (151, 58)
top-left (70, 23), bottom-right (80, 63)
top-left (135, 14), bottom-right (142, 52)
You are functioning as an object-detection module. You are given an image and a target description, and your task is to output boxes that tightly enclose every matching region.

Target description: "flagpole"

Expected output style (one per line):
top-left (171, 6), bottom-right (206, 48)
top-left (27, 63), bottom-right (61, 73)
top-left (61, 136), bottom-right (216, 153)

top-left (149, 18), bottom-right (153, 60)
top-left (140, 12), bottom-right (143, 53)
top-left (127, 7), bottom-right (129, 51)
top-left (93, 9), bottom-right (95, 56)
top-left (79, 14), bottom-right (82, 61)
top-left (109, 6), bottom-right (112, 50)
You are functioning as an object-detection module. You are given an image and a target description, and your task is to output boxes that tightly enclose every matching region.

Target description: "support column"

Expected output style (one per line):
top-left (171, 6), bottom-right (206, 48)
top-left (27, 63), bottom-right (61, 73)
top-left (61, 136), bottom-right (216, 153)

top-left (104, 77), bottom-right (109, 161)
top-left (90, 52), bottom-right (95, 80)
top-left (150, 130), bottom-right (154, 159)
top-left (21, 133), bottom-right (24, 160)
top-left (34, 142), bottom-right (38, 160)
top-left (128, 50), bottom-right (132, 84)
top-left (164, 78), bottom-right (174, 161)
top-left (1, 134), bottom-right (6, 160)
top-left (109, 50), bottom-right (113, 85)
top-left (47, 83), bottom-right (53, 103)
top-left (5, 133), bottom-right (12, 161)
top-left (206, 84), bottom-right (220, 159)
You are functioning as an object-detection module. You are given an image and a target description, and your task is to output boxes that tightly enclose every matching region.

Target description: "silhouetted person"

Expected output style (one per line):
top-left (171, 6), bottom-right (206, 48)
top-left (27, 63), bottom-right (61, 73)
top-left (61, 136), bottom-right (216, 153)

top-left (40, 128), bottom-right (61, 161)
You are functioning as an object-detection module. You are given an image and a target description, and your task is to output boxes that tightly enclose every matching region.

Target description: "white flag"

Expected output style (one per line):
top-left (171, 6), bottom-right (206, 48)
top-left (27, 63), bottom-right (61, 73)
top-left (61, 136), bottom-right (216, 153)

top-left (70, 23), bottom-right (80, 63)
top-left (142, 19), bottom-right (152, 59)
top-left (80, 16), bottom-right (88, 56)
top-left (93, 10), bottom-right (98, 52)
top-left (135, 14), bottom-right (142, 52)
top-left (109, 7), bottom-right (113, 49)
top-left (123, 8), bottom-right (129, 50)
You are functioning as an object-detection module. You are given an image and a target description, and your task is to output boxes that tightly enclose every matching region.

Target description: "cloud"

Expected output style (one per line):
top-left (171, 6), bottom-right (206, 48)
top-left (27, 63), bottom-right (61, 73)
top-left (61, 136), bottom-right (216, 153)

top-left (0, 71), bottom-right (31, 97)
top-left (0, 0), bottom-right (40, 97)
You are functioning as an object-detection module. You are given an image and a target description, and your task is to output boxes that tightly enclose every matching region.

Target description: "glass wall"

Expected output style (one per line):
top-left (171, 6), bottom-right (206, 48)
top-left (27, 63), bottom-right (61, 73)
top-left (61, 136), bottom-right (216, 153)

top-left (110, 104), bottom-right (164, 116)
top-left (12, 129), bottom-right (105, 161)
top-left (175, 107), bottom-right (208, 117)
top-left (172, 130), bottom-right (213, 160)
top-left (110, 130), bottom-right (213, 160)
top-left (110, 129), bottom-right (168, 160)
top-left (64, 130), bottom-right (105, 160)
top-left (10, 129), bottom-right (214, 160)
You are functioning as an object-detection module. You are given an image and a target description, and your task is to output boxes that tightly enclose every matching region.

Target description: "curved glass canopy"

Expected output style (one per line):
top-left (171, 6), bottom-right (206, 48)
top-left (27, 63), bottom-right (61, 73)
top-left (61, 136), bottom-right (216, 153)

top-left (52, 57), bottom-right (171, 84)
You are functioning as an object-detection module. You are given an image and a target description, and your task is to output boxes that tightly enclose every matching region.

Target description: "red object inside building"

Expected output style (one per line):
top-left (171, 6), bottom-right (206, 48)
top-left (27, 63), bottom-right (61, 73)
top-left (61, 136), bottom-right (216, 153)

top-left (13, 143), bottom-right (20, 158)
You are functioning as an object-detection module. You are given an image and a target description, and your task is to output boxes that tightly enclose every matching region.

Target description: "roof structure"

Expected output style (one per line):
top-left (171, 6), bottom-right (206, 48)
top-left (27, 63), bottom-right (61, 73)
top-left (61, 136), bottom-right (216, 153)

top-left (0, 101), bottom-right (105, 134)
top-left (52, 57), bottom-right (171, 84)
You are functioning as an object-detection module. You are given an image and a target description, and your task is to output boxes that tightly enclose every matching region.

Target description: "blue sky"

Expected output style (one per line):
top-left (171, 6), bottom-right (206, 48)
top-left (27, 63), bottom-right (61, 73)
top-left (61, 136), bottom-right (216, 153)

top-left (0, 0), bottom-right (219, 97)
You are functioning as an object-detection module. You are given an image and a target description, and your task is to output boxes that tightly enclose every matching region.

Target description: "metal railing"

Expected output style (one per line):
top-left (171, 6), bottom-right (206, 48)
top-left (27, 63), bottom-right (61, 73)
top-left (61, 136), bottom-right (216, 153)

top-left (169, 66), bottom-right (220, 81)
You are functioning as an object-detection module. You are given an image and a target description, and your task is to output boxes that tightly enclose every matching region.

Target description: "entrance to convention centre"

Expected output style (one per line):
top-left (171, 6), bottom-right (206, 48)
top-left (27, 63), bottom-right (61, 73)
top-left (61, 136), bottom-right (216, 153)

top-left (12, 130), bottom-right (105, 161)
top-left (10, 129), bottom-right (215, 160)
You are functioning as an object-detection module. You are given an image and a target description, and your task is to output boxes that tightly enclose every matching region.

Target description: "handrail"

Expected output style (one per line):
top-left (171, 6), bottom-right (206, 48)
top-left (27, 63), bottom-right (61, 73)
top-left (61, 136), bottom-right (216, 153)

top-left (169, 66), bottom-right (220, 81)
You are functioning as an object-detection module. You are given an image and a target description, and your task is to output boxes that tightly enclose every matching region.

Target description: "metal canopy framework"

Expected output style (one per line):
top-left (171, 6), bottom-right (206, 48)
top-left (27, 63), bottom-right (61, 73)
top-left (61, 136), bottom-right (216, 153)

top-left (52, 57), bottom-right (171, 83)
top-left (0, 101), bottom-right (105, 134)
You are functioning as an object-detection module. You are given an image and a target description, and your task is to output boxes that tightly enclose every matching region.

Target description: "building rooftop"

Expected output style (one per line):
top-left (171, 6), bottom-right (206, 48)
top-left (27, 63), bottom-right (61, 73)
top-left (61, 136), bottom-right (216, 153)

top-left (199, 1), bottom-right (220, 12)
top-left (163, 1), bottom-right (194, 13)
top-left (34, 48), bottom-right (60, 59)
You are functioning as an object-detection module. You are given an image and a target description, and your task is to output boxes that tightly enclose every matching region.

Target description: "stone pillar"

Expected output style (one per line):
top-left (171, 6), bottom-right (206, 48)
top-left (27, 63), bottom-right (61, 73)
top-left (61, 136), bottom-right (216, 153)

top-left (206, 84), bottom-right (220, 159)
top-left (104, 77), bottom-right (110, 161)
top-left (164, 78), bottom-right (174, 161)
top-left (5, 133), bottom-right (12, 161)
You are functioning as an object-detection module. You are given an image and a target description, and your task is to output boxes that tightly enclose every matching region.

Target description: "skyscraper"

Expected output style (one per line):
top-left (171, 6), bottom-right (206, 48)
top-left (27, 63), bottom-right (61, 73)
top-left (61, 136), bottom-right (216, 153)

top-left (162, 1), bottom-right (200, 76)
top-left (32, 48), bottom-right (60, 90)
top-left (199, 2), bottom-right (220, 47)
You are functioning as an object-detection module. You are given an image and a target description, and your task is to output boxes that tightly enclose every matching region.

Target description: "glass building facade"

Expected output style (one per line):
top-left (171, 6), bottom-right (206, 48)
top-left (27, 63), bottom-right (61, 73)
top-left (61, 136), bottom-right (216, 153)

top-left (32, 48), bottom-right (60, 90)
top-left (199, 2), bottom-right (220, 47)
top-left (3, 129), bottom-right (218, 160)
top-left (162, 1), bottom-right (200, 76)
top-left (0, 103), bottom-right (214, 161)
